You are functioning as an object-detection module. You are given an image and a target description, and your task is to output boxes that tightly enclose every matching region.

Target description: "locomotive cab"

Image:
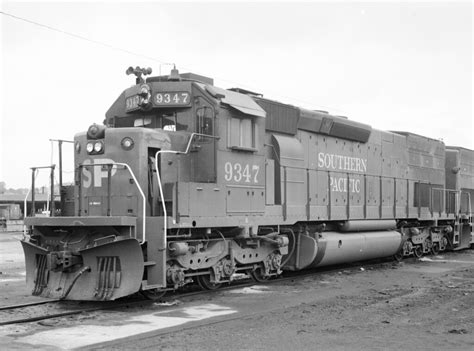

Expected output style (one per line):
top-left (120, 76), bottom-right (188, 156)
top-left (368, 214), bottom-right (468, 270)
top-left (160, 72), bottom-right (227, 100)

top-left (22, 67), bottom-right (287, 300)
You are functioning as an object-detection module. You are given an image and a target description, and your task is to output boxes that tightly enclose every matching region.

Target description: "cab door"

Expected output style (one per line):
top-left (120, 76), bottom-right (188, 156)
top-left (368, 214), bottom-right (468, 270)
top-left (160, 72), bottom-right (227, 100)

top-left (194, 100), bottom-right (216, 182)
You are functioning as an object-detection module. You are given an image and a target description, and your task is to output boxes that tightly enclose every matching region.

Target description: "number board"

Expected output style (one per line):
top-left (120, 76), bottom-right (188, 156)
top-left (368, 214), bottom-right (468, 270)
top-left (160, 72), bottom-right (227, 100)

top-left (125, 95), bottom-right (140, 112)
top-left (154, 92), bottom-right (191, 106)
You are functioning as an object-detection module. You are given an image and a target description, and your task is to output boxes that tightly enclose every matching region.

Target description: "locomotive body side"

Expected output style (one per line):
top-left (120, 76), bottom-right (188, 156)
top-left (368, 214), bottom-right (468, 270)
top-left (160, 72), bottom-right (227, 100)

top-left (21, 69), bottom-right (474, 300)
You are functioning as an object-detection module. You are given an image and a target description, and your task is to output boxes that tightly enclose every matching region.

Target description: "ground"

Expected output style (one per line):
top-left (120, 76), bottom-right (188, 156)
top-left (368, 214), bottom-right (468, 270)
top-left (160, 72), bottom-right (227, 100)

top-left (0, 232), bottom-right (40, 305)
top-left (1, 231), bottom-right (473, 350)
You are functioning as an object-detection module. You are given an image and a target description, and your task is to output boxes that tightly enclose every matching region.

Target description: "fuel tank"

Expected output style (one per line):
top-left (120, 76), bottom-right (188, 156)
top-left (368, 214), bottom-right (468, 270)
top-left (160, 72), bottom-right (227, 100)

top-left (309, 231), bottom-right (402, 268)
top-left (338, 220), bottom-right (396, 232)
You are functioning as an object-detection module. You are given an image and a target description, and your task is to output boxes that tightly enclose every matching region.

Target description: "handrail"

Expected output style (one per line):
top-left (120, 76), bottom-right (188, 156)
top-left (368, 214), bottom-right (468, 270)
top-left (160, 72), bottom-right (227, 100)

top-left (154, 133), bottom-right (219, 245)
top-left (431, 187), bottom-right (473, 216)
top-left (23, 189), bottom-right (30, 237)
top-left (78, 161), bottom-right (146, 243)
top-left (24, 169), bottom-right (37, 237)
top-left (24, 166), bottom-right (55, 237)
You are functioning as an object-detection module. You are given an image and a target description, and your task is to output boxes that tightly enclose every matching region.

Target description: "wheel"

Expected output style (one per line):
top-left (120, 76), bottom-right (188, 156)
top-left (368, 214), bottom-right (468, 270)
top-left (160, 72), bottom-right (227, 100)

top-left (140, 288), bottom-right (166, 301)
top-left (441, 236), bottom-right (449, 250)
top-left (250, 267), bottom-right (270, 283)
top-left (394, 249), bottom-right (404, 262)
top-left (413, 245), bottom-right (423, 258)
top-left (196, 275), bottom-right (222, 290)
top-left (431, 242), bottom-right (440, 255)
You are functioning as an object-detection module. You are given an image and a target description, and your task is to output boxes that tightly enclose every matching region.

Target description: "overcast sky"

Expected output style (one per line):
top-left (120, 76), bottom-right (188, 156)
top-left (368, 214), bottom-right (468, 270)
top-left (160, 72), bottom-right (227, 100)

top-left (1, 1), bottom-right (472, 189)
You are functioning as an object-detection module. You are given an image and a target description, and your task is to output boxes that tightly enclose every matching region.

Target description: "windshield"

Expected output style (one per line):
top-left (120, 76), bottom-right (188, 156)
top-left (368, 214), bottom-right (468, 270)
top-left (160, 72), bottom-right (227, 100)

top-left (114, 110), bottom-right (189, 131)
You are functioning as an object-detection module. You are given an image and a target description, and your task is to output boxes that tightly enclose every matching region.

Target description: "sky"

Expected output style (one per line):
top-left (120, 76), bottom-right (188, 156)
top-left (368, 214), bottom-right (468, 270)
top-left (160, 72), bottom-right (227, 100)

top-left (1, 1), bottom-right (472, 189)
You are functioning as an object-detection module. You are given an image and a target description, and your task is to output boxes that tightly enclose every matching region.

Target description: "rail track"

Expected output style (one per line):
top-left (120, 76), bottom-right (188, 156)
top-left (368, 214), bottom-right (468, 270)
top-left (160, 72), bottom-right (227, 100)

top-left (0, 256), bottom-right (402, 327)
top-left (0, 298), bottom-right (151, 327)
top-left (0, 299), bottom-right (60, 311)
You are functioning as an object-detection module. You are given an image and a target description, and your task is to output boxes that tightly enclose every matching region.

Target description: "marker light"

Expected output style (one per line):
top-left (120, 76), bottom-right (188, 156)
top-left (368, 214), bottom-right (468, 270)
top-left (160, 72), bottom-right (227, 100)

top-left (86, 142), bottom-right (94, 153)
top-left (75, 141), bottom-right (81, 154)
top-left (94, 141), bottom-right (104, 153)
top-left (121, 137), bottom-right (134, 150)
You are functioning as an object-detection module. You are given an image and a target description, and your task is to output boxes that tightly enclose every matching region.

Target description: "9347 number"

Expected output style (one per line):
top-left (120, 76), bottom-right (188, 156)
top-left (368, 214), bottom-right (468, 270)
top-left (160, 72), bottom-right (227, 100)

top-left (224, 162), bottom-right (260, 183)
top-left (154, 92), bottom-right (190, 106)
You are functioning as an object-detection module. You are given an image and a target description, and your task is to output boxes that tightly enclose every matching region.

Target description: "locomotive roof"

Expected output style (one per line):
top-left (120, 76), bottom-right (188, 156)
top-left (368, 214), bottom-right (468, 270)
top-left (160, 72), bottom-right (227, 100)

top-left (446, 145), bottom-right (474, 153)
top-left (202, 84), bottom-right (266, 118)
top-left (146, 72), bottom-right (214, 85)
top-left (391, 131), bottom-right (446, 144)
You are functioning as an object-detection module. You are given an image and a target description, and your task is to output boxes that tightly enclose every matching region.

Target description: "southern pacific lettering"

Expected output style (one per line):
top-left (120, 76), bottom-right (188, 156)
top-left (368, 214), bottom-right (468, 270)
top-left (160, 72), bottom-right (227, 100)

top-left (317, 152), bottom-right (368, 173)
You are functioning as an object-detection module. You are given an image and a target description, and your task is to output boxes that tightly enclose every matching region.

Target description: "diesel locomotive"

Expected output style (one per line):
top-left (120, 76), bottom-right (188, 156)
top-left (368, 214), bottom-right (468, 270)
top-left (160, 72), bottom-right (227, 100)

top-left (22, 67), bottom-right (474, 300)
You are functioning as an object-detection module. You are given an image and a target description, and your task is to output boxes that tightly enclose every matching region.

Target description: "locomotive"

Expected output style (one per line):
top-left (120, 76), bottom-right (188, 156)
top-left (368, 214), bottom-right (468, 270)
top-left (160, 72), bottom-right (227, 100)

top-left (22, 67), bottom-right (474, 300)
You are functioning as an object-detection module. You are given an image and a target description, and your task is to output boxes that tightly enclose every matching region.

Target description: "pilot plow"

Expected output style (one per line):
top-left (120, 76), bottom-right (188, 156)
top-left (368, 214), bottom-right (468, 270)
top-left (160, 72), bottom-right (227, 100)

top-left (21, 238), bottom-right (144, 301)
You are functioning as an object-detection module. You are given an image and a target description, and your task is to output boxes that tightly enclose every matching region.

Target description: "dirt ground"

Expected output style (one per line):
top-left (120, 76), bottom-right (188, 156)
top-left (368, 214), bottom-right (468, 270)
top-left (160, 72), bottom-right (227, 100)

top-left (1, 232), bottom-right (473, 350)
top-left (0, 232), bottom-right (51, 308)
top-left (102, 251), bottom-right (474, 351)
top-left (0, 232), bottom-right (34, 305)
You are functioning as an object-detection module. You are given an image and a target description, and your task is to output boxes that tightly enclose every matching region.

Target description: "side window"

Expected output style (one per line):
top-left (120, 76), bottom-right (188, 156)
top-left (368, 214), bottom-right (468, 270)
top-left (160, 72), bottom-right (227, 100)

top-left (228, 116), bottom-right (256, 150)
top-left (196, 107), bottom-right (214, 136)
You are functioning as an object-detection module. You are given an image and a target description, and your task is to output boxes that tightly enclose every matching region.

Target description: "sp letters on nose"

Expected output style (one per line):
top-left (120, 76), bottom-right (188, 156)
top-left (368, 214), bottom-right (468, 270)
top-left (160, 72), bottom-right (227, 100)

top-left (82, 159), bottom-right (117, 188)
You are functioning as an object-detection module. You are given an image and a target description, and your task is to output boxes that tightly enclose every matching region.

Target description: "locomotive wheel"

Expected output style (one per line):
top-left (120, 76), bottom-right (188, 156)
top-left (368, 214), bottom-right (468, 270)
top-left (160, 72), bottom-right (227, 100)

top-left (431, 242), bottom-right (440, 255)
top-left (393, 249), bottom-right (404, 262)
top-left (250, 268), bottom-right (270, 283)
top-left (196, 275), bottom-right (222, 290)
top-left (413, 245), bottom-right (423, 258)
top-left (140, 288), bottom-right (166, 300)
top-left (441, 236), bottom-right (449, 250)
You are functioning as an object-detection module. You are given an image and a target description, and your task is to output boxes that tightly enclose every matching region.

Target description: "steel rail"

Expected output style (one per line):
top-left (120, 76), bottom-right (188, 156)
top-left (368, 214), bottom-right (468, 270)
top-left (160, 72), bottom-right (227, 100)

top-left (0, 309), bottom-right (92, 326)
top-left (0, 299), bottom-right (60, 311)
top-left (0, 299), bottom-right (151, 327)
top-left (0, 255), bottom-right (419, 327)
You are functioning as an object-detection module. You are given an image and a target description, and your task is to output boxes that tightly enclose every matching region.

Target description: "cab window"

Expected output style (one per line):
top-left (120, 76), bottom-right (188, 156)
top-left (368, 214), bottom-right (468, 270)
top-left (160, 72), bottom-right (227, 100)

top-left (196, 107), bottom-right (213, 136)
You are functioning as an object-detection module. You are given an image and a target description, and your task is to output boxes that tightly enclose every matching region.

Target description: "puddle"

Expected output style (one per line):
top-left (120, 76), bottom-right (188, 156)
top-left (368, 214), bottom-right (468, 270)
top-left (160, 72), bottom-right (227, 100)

top-left (18, 303), bottom-right (236, 349)
top-left (0, 277), bottom-right (24, 282)
top-left (229, 285), bottom-right (270, 294)
top-left (419, 257), bottom-right (474, 264)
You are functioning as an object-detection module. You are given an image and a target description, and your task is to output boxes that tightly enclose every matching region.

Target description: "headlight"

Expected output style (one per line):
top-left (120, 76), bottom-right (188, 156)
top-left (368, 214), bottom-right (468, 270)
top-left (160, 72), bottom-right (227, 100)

top-left (75, 142), bottom-right (81, 153)
top-left (138, 84), bottom-right (151, 107)
top-left (86, 142), bottom-right (94, 153)
top-left (121, 137), bottom-right (134, 150)
top-left (94, 141), bottom-right (104, 153)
